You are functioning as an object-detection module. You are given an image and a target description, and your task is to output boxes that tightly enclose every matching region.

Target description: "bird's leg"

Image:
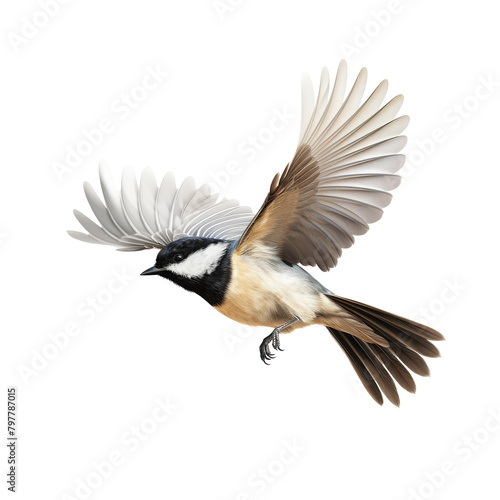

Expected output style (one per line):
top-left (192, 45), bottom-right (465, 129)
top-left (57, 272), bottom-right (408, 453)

top-left (259, 316), bottom-right (301, 364)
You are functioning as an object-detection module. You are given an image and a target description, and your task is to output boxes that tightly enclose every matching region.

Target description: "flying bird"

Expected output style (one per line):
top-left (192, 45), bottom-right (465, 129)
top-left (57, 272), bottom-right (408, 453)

top-left (69, 60), bottom-right (444, 406)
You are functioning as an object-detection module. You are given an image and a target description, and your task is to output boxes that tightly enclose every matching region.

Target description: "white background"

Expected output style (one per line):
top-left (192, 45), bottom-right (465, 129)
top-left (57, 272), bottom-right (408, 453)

top-left (1, 1), bottom-right (499, 499)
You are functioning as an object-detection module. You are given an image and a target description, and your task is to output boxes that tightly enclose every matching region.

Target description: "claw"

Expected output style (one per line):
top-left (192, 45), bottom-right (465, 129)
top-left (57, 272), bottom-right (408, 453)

top-left (259, 339), bottom-right (274, 364)
top-left (272, 330), bottom-right (284, 351)
top-left (259, 332), bottom-right (276, 364)
top-left (265, 344), bottom-right (274, 358)
top-left (259, 330), bottom-right (281, 364)
top-left (258, 317), bottom-right (300, 364)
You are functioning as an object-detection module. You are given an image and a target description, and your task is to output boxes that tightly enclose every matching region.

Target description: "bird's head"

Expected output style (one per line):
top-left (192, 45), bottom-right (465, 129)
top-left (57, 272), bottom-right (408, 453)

top-left (141, 237), bottom-right (232, 305)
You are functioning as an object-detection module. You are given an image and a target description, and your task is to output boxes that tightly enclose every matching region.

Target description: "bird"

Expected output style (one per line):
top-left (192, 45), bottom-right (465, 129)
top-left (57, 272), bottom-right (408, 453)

top-left (69, 60), bottom-right (444, 406)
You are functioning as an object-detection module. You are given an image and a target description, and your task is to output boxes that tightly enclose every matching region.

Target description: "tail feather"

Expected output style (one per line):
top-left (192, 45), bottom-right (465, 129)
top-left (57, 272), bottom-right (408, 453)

top-left (332, 295), bottom-right (445, 342)
top-left (371, 344), bottom-right (417, 394)
top-left (338, 301), bottom-right (441, 358)
top-left (350, 335), bottom-right (401, 406)
top-left (329, 328), bottom-right (384, 405)
top-left (326, 294), bottom-right (444, 405)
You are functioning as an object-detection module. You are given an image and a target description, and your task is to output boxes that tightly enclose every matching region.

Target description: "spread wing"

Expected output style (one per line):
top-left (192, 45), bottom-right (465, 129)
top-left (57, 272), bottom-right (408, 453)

top-left (236, 60), bottom-right (409, 271)
top-left (68, 162), bottom-right (254, 250)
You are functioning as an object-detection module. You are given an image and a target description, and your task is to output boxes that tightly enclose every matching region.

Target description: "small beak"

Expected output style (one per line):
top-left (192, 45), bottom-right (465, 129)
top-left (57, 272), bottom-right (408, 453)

top-left (141, 266), bottom-right (162, 276)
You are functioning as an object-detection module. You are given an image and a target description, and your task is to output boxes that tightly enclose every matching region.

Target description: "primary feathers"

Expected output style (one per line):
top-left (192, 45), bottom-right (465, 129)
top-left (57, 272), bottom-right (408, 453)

top-left (68, 167), bottom-right (254, 250)
top-left (237, 60), bottom-right (407, 270)
top-left (69, 60), bottom-right (444, 406)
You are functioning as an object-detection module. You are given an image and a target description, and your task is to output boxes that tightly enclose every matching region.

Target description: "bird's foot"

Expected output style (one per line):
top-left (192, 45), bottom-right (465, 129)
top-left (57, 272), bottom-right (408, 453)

top-left (259, 331), bottom-right (279, 365)
top-left (259, 316), bottom-right (301, 364)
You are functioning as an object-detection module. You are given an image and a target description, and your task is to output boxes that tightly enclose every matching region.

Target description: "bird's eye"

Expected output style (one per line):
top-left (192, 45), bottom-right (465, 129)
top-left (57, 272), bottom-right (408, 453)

top-left (173, 254), bottom-right (184, 263)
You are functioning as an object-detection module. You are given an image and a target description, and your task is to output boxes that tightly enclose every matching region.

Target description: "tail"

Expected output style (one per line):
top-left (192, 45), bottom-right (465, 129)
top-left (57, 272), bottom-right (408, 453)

top-left (326, 294), bottom-right (445, 406)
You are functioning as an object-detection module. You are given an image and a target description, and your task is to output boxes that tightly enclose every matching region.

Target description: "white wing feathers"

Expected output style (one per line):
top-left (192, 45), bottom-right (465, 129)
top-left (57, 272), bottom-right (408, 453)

top-left (298, 60), bottom-right (408, 231)
top-left (69, 163), bottom-right (254, 250)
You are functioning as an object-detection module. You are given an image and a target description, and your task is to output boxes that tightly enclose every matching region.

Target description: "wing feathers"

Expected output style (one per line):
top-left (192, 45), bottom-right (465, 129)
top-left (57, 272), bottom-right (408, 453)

top-left (155, 171), bottom-right (177, 231)
top-left (98, 162), bottom-right (136, 235)
top-left (139, 168), bottom-right (159, 233)
top-left (70, 166), bottom-right (254, 250)
top-left (73, 210), bottom-right (121, 245)
top-left (121, 166), bottom-right (150, 235)
top-left (83, 182), bottom-right (125, 238)
top-left (236, 61), bottom-right (409, 269)
top-left (73, 61), bottom-right (407, 267)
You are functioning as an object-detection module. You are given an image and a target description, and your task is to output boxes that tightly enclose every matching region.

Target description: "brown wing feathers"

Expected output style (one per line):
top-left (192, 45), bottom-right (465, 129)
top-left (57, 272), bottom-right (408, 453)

top-left (236, 61), bottom-right (409, 271)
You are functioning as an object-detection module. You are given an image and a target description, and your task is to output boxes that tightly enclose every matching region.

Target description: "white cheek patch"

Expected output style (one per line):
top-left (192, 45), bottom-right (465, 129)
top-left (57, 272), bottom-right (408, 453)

top-left (166, 242), bottom-right (229, 278)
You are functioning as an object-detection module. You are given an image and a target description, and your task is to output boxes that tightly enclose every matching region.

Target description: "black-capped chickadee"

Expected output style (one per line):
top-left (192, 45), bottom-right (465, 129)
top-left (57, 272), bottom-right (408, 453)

top-left (69, 60), bottom-right (444, 406)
